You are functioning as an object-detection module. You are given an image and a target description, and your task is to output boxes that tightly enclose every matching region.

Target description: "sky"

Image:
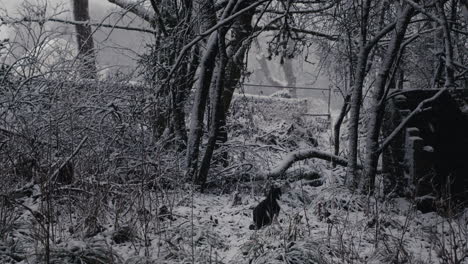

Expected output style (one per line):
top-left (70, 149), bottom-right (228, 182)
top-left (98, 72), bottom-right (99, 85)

top-left (0, 0), bottom-right (332, 102)
top-left (0, 0), bottom-right (152, 75)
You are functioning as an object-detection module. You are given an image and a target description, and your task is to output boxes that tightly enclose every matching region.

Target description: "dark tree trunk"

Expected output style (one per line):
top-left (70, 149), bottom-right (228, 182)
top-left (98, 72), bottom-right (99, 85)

top-left (186, 33), bottom-right (219, 177)
top-left (221, 3), bottom-right (254, 112)
top-left (186, 0), bottom-right (236, 179)
top-left (196, 35), bottom-right (228, 188)
top-left (71, 0), bottom-right (97, 79)
top-left (435, 0), bottom-right (455, 87)
top-left (333, 93), bottom-right (351, 166)
top-left (345, 0), bottom-right (372, 188)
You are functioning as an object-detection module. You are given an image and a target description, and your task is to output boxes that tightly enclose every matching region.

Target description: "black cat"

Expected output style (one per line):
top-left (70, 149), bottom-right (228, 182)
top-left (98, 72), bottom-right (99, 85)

top-left (249, 187), bottom-right (282, 230)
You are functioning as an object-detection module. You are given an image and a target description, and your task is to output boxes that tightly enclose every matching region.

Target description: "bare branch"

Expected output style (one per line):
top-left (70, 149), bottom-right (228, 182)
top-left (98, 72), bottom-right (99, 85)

top-left (365, 21), bottom-right (398, 49)
top-left (377, 88), bottom-right (448, 154)
top-left (3, 17), bottom-right (158, 34)
top-left (260, 26), bottom-right (338, 41)
top-left (402, 0), bottom-right (443, 24)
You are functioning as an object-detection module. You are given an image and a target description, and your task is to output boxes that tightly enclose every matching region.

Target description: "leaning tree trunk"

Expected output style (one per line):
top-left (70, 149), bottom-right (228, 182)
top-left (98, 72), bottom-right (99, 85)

top-left (186, 0), bottom-right (236, 179)
top-left (218, 3), bottom-right (255, 157)
top-left (333, 93), bottom-right (351, 165)
top-left (186, 33), bottom-right (219, 178)
top-left (71, 0), bottom-right (97, 79)
top-left (363, 5), bottom-right (414, 194)
top-left (221, 2), bottom-right (255, 111)
top-left (196, 35), bottom-right (228, 188)
top-left (210, 4), bottom-right (255, 168)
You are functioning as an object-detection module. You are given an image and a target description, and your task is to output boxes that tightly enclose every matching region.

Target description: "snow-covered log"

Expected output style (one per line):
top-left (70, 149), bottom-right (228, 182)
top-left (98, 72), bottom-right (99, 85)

top-left (266, 149), bottom-right (359, 178)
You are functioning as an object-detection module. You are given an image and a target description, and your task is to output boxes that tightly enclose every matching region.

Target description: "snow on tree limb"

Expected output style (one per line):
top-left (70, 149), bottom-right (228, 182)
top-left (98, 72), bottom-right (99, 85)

top-left (377, 87), bottom-right (448, 154)
top-left (4, 17), bottom-right (158, 34)
top-left (402, 0), bottom-right (443, 24)
top-left (107, 0), bottom-right (156, 25)
top-left (266, 149), bottom-right (359, 178)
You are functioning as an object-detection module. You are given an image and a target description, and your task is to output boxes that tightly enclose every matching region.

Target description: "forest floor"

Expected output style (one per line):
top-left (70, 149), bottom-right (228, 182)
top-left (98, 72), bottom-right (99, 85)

top-left (1, 93), bottom-right (467, 264)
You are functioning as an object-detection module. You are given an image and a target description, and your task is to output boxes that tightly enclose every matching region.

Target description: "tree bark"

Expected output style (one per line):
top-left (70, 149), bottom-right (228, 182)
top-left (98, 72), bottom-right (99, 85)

top-left (346, 47), bottom-right (371, 188)
top-left (333, 93), bottom-right (351, 165)
top-left (186, 0), bottom-right (236, 179)
top-left (196, 33), bottom-right (228, 188)
top-left (363, 4), bottom-right (414, 194)
top-left (345, 0), bottom-right (398, 188)
top-left (186, 32), bottom-right (219, 177)
top-left (435, 0), bottom-right (455, 87)
top-left (282, 56), bottom-right (297, 98)
top-left (217, 1), bottom-right (255, 167)
top-left (71, 0), bottom-right (97, 79)
top-left (221, 1), bottom-right (255, 112)
top-left (345, 0), bottom-right (372, 188)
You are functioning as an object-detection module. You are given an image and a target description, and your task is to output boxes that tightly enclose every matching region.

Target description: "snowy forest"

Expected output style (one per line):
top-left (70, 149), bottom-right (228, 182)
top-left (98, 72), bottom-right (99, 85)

top-left (0, 0), bottom-right (468, 263)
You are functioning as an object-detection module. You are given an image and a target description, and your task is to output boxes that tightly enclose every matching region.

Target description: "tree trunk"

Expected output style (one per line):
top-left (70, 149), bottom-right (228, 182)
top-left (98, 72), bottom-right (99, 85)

top-left (282, 57), bottom-right (297, 98)
top-left (71, 0), bottom-right (97, 79)
top-left (186, 0), bottom-right (236, 178)
top-left (345, 0), bottom-right (372, 188)
top-left (363, 5), bottom-right (414, 194)
top-left (346, 46), bottom-right (371, 188)
top-left (435, 0), bottom-right (455, 87)
top-left (333, 93), bottom-right (351, 165)
top-left (196, 34), bottom-right (227, 188)
top-left (186, 32), bottom-right (219, 177)
top-left (222, 9), bottom-right (254, 106)
top-left (216, 2), bottom-right (255, 167)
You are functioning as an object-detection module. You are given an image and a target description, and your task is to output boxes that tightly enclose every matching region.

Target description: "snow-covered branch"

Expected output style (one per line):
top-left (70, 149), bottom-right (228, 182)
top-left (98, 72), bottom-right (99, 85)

top-left (377, 87), bottom-right (448, 154)
top-left (266, 149), bottom-right (359, 178)
top-left (107, 0), bottom-right (156, 25)
top-left (402, 0), bottom-right (443, 24)
top-left (3, 17), bottom-right (158, 34)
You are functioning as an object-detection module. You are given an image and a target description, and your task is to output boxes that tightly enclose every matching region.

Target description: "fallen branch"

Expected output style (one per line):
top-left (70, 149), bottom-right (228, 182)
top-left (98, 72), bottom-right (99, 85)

top-left (265, 148), bottom-right (361, 178)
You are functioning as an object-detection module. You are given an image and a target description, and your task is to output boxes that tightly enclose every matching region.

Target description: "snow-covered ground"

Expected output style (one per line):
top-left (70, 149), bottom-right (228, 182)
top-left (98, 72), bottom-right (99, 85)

top-left (1, 93), bottom-right (467, 264)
